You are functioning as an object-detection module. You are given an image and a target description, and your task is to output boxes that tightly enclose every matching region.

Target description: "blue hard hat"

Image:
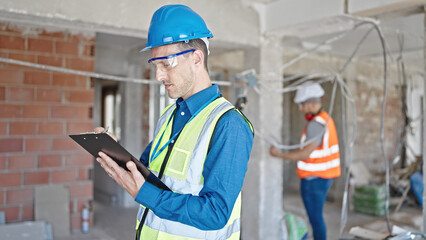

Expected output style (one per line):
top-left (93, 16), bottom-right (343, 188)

top-left (140, 4), bottom-right (213, 52)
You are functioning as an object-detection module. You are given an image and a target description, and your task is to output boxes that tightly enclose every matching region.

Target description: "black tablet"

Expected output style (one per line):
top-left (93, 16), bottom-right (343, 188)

top-left (69, 133), bottom-right (170, 191)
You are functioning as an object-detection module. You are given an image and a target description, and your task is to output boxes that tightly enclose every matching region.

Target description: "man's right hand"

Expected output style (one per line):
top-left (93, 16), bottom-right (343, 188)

top-left (269, 146), bottom-right (280, 157)
top-left (94, 126), bottom-right (118, 141)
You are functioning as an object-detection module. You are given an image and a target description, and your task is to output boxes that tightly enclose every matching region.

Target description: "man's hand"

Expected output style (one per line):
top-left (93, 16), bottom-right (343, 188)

top-left (93, 126), bottom-right (145, 198)
top-left (269, 146), bottom-right (281, 157)
top-left (94, 126), bottom-right (118, 141)
top-left (96, 152), bottom-right (145, 198)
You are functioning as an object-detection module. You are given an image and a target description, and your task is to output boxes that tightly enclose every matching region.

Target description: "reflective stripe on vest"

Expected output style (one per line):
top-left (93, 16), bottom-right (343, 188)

top-left (297, 158), bottom-right (340, 171)
top-left (137, 194), bottom-right (241, 240)
top-left (137, 97), bottom-right (245, 239)
top-left (309, 144), bottom-right (339, 159)
top-left (297, 112), bottom-right (341, 179)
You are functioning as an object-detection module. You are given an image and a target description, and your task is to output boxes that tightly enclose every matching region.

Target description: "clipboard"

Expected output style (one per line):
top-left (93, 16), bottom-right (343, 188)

top-left (69, 133), bottom-right (170, 191)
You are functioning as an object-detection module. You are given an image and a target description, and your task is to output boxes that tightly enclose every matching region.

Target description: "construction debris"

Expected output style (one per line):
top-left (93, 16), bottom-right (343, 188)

top-left (353, 184), bottom-right (386, 216)
top-left (348, 226), bottom-right (388, 239)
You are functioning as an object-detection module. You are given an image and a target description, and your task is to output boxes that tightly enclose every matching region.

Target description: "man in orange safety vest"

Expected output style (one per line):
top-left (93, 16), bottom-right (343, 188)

top-left (270, 81), bottom-right (340, 240)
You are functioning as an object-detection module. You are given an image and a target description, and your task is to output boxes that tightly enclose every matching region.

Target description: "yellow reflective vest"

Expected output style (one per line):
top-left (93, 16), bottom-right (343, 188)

top-left (136, 97), bottom-right (252, 240)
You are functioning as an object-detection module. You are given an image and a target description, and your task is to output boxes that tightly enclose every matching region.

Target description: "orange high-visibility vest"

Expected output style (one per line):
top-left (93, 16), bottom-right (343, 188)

top-left (297, 111), bottom-right (341, 179)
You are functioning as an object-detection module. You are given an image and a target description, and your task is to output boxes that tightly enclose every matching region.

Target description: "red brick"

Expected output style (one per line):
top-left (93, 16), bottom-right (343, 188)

top-left (0, 23), bottom-right (19, 33)
top-left (0, 69), bottom-right (24, 84)
top-left (76, 76), bottom-right (90, 88)
top-left (10, 121), bottom-right (37, 135)
top-left (0, 206), bottom-right (19, 222)
top-left (6, 188), bottom-right (33, 204)
top-left (52, 73), bottom-right (77, 87)
top-left (0, 51), bottom-right (7, 68)
top-left (75, 199), bottom-right (89, 213)
top-left (83, 44), bottom-right (95, 57)
top-left (24, 171), bottom-right (50, 185)
top-left (38, 121), bottom-right (63, 135)
top-left (8, 52), bottom-right (37, 64)
top-left (38, 154), bottom-right (63, 168)
top-left (52, 169), bottom-right (76, 183)
top-left (66, 57), bottom-right (94, 72)
top-left (8, 154), bottom-right (36, 170)
top-left (67, 153), bottom-right (93, 167)
top-left (0, 138), bottom-right (23, 153)
top-left (0, 86), bottom-right (5, 100)
top-left (71, 34), bottom-right (94, 42)
top-left (66, 121), bottom-right (93, 134)
top-left (52, 137), bottom-right (78, 151)
top-left (0, 156), bottom-right (6, 170)
top-left (0, 35), bottom-right (25, 50)
top-left (7, 86), bottom-right (35, 102)
top-left (36, 88), bottom-right (62, 102)
top-left (39, 30), bottom-right (65, 39)
top-left (68, 182), bottom-right (93, 198)
top-left (28, 38), bottom-right (53, 53)
top-left (51, 105), bottom-right (91, 119)
top-left (37, 55), bottom-right (63, 67)
top-left (22, 104), bottom-right (49, 118)
top-left (68, 90), bottom-right (94, 103)
top-left (0, 189), bottom-right (3, 204)
top-left (78, 168), bottom-right (90, 181)
top-left (24, 71), bottom-right (51, 85)
top-left (0, 172), bottom-right (22, 187)
top-left (71, 214), bottom-right (81, 231)
top-left (0, 104), bottom-right (21, 118)
top-left (21, 204), bottom-right (34, 220)
top-left (56, 41), bottom-right (79, 55)
top-left (69, 200), bottom-right (75, 213)
top-left (25, 138), bottom-right (50, 152)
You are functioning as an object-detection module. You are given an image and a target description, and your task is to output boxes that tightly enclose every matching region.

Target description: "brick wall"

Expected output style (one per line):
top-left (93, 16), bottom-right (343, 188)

top-left (0, 23), bottom-right (95, 232)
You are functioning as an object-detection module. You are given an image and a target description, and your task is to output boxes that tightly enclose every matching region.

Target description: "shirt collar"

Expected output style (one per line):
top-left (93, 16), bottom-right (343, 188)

top-left (176, 84), bottom-right (220, 115)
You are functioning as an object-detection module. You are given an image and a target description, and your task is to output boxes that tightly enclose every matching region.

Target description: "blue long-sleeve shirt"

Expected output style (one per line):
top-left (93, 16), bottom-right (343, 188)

top-left (135, 84), bottom-right (253, 230)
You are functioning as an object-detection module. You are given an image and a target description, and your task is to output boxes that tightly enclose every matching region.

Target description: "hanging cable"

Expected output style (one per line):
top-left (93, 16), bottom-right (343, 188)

top-left (241, 17), bottom-right (392, 236)
top-left (372, 20), bottom-right (392, 236)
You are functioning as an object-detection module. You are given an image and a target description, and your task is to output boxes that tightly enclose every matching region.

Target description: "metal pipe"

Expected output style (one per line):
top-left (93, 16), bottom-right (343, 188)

top-left (0, 57), bottom-right (232, 86)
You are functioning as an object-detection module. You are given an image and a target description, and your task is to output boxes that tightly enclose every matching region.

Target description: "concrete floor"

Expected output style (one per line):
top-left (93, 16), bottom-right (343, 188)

top-left (55, 188), bottom-right (422, 240)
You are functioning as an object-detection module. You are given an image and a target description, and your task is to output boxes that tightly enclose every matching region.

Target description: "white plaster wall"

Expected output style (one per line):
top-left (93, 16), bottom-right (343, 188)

top-left (348, 0), bottom-right (410, 13)
top-left (407, 74), bottom-right (425, 158)
top-left (0, 0), bottom-right (260, 47)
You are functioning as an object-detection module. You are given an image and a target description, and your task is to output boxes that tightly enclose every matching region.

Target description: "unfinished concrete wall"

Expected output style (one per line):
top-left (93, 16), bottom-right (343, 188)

top-left (0, 23), bottom-right (95, 232)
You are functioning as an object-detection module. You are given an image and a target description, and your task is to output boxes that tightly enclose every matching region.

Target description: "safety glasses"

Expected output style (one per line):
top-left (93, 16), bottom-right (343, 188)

top-left (148, 49), bottom-right (196, 71)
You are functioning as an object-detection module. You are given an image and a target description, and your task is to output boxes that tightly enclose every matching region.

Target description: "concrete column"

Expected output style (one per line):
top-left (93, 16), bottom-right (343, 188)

top-left (119, 63), bottom-right (144, 207)
top-left (242, 33), bottom-right (284, 240)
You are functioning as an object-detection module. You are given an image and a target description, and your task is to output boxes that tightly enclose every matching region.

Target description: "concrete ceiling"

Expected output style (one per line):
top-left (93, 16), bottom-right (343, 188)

top-left (0, 0), bottom-right (424, 65)
top-left (262, 0), bottom-right (425, 64)
top-left (279, 14), bottom-right (424, 63)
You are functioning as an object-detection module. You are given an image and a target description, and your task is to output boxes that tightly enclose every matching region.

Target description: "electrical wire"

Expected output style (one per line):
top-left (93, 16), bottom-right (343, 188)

top-left (247, 18), bottom-right (393, 236)
top-left (372, 20), bottom-right (392, 235)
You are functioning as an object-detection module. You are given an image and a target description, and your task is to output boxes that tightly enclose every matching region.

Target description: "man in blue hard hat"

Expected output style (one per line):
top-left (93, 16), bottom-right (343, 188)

top-left (95, 4), bottom-right (254, 240)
